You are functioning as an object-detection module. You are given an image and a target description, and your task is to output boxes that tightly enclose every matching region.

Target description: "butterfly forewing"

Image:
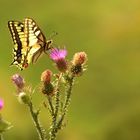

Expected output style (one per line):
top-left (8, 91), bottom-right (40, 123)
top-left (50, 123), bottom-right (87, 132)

top-left (23, 18), bottom-right (46, 64)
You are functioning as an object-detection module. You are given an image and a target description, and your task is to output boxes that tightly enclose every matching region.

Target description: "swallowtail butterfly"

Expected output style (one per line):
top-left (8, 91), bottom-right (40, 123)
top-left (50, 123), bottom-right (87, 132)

top-left (8, 18), bottom-right (52, 70)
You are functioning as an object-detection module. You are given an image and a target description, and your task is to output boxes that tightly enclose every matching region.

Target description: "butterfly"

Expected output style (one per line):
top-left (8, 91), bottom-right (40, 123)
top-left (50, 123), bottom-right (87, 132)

top-left (8, 18), bottom-right (53, 70)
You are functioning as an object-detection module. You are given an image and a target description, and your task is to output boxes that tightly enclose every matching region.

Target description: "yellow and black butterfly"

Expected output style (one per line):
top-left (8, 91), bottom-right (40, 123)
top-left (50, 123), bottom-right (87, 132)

top-left (8, 18), bottom-right (52, 70)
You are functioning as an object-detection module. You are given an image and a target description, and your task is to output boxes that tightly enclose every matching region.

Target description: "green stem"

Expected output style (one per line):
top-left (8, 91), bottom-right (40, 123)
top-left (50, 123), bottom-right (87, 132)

top-left (49, 73), bottom-right (62, 140)
top-left (50, 76), bottom-right (74, 138)
top-left (56, 76), bottom-right (74, 130)
top-left (49, 91), bottom-right (60, 140)
top-left (54, 88), bottom-right (60, 124)
top-left (63, 76), bottom-right (74, 112)
top-left (47, 96), bottom-right (55, 116)
top-left (0, 134), bottom-right (4, 140)
top-left (28, 102), bottom-right (47, 140)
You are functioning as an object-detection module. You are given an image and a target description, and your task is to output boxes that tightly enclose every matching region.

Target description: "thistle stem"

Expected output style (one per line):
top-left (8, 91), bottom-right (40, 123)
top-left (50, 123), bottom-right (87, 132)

top-left (0, 134), bottom-right (4, 140)
top-left (28, 102), bottom-right (47, 140)
top-left (49, 73), bottom-right (62, 140)
top-left (56, 76), bottom-right (74, 130)
top-left (47, 96), bottom-right (55, 116)
top-left (63, 76), bottom-right (74, 112)
top-left (50, 76), bottom-right (74, 139)
top-left (49, 90), bottom-right (60, 140)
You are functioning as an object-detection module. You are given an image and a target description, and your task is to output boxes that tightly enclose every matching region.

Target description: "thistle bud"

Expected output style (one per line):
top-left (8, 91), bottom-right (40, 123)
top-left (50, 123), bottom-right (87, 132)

top-left (71, 52), bottom-right (87, 76)
top-left (41, 70), bottom-right (54, 96)
top-left (18, 92), bottom-right (31, 105)
top-left (41, 70), bottom-right (52, 84)
top-left (11, 74), bottom-right (25, 90)
top-left (72, 52), bottom-right (87, 65)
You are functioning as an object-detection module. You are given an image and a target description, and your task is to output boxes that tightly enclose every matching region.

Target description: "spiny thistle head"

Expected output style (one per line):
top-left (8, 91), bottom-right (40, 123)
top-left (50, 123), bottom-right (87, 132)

top-left (11, 74), bottom-right (25, 90)
top-left (50, 48), bottom-right (68, 72)
top-left (0, 99), bottom-right (4, 110)
top-left (41, 83), bottom-right (54, 96)
top-left (41, 69), bottom-right (52, 84)
top-left (71, 52), bottom-right (87, 76)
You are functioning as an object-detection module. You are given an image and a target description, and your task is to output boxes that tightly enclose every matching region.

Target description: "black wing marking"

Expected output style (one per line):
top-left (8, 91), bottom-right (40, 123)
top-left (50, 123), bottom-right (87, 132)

top-left (8, 21), bottom-right (25, 69)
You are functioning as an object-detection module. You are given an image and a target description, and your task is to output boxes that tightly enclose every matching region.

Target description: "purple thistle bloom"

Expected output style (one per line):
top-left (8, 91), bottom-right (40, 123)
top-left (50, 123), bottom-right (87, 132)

top-left (50, 48), bottom-right (67, 61)
top-left (0, 99), bottom-right (4, 110)
top-left (50, 48), bottom-right (68, 72)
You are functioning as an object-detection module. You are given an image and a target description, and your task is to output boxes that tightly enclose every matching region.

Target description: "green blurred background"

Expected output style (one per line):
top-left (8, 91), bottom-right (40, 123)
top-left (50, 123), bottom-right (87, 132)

top-left (1, 0), bottom-right (140, 140)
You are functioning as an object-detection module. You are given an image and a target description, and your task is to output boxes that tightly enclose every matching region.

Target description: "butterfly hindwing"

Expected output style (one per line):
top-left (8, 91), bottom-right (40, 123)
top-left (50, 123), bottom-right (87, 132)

top-left (8, 21), bottom-right (25, 69)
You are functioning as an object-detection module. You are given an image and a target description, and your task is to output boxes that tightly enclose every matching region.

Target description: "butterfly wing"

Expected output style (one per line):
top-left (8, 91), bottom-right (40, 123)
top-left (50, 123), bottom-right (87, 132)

top-left (23, 18), bottom-right (42, 65)
top-left (32, 40), bottom-right (53, 63)
top-left (8, 21), bottom-right (27, 70)
top-left (24, 18), bottom-right (52, 64)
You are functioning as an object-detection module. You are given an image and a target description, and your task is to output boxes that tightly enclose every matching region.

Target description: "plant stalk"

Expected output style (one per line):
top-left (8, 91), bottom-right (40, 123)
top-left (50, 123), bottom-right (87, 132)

top-left (28, 102), bottom-right (47, 140)
top-left (56, 76), bottom-right (74, 130)
top-left (0, 134), bottom-right (4, 140)
top-left (49, 73), bottom-right (62, 140)
top-left (50, 76), bottom-right (74, 139)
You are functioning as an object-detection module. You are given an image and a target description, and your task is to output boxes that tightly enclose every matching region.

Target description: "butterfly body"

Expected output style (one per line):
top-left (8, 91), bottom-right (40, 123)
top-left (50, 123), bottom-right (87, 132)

top-left (8, 18), bottom-right (52, 70)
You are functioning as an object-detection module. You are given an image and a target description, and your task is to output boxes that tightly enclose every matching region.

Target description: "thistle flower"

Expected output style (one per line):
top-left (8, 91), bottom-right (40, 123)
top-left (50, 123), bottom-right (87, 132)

top-left (11, 74), bottom-right (25, 90)
top-left (0, 99), bottom-right (4, 110)
top-left (50, 48), bottom-right (67, 72)
top-left (41, 69), bottom-right (52, 84)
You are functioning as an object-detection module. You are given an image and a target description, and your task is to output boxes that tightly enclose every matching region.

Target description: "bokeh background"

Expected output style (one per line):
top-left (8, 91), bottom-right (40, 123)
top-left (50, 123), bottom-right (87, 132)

top-left (1, 0), bottom-right (140, 140)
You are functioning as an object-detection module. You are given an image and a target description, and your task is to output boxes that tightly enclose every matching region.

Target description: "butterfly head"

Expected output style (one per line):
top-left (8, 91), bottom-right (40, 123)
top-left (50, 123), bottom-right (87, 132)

top-left (46, 40), bottom-right (53, 50)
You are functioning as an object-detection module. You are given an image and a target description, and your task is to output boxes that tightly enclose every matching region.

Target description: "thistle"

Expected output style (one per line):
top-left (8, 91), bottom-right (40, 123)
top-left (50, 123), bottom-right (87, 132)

top-left (50, 48), bottom-right (68, 72)
top-left (11, 48), bottom-right (87, 140)
top-left (11, 74), bottom-right (25, 93)
top-left (0, 99), bottom-right (4, 110)
top-left (0, 99), bottom-right (12, 140)
top-left (41, 69), bottom-right (54, 96)
top-left (71, 52), bottom-right (87, 76)
top-left (11, 74), bottom-right (47, 140)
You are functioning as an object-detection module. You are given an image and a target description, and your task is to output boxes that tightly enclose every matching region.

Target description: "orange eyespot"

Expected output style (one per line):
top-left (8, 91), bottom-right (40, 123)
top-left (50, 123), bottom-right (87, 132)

top-left (23, 63), bottom-right (28, 69)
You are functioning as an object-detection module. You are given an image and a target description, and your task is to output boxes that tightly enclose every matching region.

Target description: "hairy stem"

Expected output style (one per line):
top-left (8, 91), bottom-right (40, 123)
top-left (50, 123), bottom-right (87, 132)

top-left (63, 76), bottom-right (74, 112)
top-left (28, 102), bottom-right (47, 140)
top-left (47, 96), bottom-right (55, 117)
top-left (56, 76), bottom-right (74, 131)
top-left (50, 75), bottom-right (74, 138)
top-left (49, 73), bottom-right (62, 140)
